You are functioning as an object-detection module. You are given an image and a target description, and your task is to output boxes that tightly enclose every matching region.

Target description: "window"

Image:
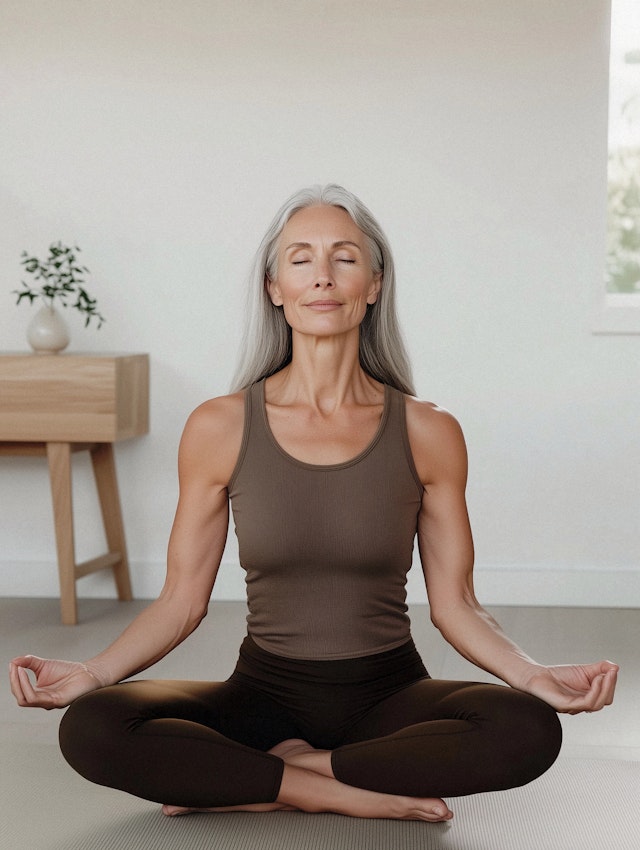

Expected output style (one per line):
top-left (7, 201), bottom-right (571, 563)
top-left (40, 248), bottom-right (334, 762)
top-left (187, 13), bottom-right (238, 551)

top-left (594, 0), bottom-right (640, 333)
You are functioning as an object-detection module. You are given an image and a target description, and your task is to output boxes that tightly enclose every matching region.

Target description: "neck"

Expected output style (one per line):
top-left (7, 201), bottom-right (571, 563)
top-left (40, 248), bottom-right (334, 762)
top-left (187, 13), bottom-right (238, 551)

top-left (268, 329), bottom-right (378, 412)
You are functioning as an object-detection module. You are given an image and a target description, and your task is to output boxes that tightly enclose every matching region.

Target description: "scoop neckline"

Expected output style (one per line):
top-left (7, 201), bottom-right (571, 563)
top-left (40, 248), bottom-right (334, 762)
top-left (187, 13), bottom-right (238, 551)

top-left (258, 379), bottom-right (391, 471)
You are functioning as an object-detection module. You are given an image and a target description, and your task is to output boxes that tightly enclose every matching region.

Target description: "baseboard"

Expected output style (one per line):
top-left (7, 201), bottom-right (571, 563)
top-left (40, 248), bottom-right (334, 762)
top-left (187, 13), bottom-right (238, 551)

top-left (469, 564), bottom-right (640, 608)
top-left (1, 560), bottom-right (638, 607)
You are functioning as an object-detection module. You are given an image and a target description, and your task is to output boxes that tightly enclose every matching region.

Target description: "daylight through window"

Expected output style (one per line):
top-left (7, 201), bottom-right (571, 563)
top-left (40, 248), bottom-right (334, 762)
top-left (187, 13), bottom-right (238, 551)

top-left (606, 0), bottom-right (640, 294)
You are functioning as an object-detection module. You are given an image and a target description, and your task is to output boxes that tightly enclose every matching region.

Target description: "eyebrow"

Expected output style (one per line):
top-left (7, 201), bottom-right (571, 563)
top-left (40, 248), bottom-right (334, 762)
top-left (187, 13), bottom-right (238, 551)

top-left (284, 240), bottom-right (362, 252)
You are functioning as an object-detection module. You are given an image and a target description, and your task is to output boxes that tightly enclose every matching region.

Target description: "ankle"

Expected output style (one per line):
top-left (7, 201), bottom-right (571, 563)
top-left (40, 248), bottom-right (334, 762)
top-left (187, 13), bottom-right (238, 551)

top-left (287, 750), bottom-right (333, 777)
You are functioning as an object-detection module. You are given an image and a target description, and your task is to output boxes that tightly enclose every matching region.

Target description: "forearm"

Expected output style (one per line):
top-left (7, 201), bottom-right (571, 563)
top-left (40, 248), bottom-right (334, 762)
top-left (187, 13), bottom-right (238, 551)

top-left (432, 597), bottom-right (542, 690)
top-left (84, 590), bottom-right (207, 686)
top-left (427, 592), bottom-right (620, 715)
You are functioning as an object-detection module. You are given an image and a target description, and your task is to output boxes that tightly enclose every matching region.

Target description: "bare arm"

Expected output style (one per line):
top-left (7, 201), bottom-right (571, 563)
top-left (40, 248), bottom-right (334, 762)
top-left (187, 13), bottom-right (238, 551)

top-left (10, 393), bottom-right (245, 708)
top-left (407, 398), bottom-right (618, 713)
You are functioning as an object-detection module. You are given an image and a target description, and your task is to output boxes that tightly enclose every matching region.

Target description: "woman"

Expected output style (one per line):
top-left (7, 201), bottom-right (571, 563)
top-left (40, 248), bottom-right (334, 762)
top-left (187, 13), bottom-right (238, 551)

top-left (10, 185), bottom-right (618, 823)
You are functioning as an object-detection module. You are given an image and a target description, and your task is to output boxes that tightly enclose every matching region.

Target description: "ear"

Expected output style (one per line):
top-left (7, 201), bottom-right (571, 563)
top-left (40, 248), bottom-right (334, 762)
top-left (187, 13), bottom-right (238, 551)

top-left (366, 271), bottom-right (382, 305)
top-left (266, 275), bottom-right (283, 306)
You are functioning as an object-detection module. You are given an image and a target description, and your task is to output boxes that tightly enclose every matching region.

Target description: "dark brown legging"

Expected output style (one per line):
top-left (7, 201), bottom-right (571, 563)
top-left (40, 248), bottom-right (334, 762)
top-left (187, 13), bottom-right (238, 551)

top-left (58, 636), bottom-right (562, 808)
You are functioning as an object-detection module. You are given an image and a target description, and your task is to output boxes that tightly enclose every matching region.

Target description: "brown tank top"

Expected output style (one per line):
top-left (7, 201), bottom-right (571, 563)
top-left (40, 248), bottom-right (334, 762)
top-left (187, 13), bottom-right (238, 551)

top-left (228, 379), bottom-right (424, 660)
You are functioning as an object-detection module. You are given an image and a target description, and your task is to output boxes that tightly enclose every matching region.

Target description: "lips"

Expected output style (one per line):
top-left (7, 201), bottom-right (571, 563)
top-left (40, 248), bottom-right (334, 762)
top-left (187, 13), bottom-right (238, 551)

top-left (306, 300), bottom-right (342, 309)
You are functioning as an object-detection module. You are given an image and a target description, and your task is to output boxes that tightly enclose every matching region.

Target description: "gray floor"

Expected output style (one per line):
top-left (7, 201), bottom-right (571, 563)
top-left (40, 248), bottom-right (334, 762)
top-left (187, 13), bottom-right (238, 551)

top-left (2, 598), bottom-right (639, 849)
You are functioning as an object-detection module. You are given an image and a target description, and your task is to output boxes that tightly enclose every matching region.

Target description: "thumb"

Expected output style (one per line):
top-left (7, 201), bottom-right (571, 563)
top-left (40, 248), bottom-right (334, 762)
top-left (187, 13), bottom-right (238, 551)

top-left (10, 655), bottom-right (42, 672)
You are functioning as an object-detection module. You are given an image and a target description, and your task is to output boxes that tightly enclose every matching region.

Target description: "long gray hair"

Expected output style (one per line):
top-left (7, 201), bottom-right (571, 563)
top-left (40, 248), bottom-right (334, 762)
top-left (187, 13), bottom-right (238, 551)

top-left (230, 184), bottom-right (415, 395)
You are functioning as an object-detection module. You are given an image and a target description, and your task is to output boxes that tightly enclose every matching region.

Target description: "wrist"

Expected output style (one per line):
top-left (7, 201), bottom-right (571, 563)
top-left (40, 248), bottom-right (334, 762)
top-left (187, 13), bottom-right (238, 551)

top-left (510, 662), bottom-right (547, 693)
top-left (81, 660), bottom-right (109, 688)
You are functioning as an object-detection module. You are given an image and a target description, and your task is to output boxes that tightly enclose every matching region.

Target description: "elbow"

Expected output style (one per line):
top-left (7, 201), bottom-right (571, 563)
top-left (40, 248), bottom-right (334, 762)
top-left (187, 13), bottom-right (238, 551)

top-left (171, 597), bottom-right (210, 639)
top-left (429, 605), bottom-right (462, 646)
top-left (428, 593), bottom-right (455, 631)
top-left (429, 605), bottom-right (450, 634)
top-left (157, 584), bottom-right (210, 636)
top-left (429, 605), bottom-right (442, 631)
top-left (429, 588), bottom-right (479, 635)
top-left (186, 599), bottom-right (209, 631)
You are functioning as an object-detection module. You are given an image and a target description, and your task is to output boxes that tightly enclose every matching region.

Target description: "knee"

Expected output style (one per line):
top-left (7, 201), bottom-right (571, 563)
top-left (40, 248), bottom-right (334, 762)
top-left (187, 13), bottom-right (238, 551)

top-left (538, 699), bottom-right (563, 768)
top-left (59, 686), bottom-right (130, 785)
top-left (465, 685), bottom-right (562, 790)
top-left (503, 691), bottom-right (563, 784)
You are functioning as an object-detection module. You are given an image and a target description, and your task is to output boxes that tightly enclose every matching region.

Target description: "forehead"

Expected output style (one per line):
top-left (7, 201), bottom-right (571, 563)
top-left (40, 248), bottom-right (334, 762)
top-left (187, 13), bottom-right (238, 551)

top-left (281, 205), bottom-right (365, 246)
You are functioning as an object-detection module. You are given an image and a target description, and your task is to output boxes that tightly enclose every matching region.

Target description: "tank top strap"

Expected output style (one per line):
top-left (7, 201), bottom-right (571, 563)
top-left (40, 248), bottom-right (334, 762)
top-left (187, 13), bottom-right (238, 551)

top-left (231, 378), bottom-right (421, 486)
top-left (246, 378), bottom-right (276, 456)
top-left (384, 385), bottom-right (423, 493)
top-left (227, 380), bottom-right (263, 492)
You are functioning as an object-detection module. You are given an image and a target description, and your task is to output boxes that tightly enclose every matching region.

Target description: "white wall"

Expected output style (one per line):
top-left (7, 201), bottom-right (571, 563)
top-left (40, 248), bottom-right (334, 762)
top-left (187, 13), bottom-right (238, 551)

top-left (1, 0), bottom-right (638, 607)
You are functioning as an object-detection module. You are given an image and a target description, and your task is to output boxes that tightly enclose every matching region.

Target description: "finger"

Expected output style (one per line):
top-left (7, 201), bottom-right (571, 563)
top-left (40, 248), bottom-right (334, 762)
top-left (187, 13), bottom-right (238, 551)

top-left (10, 654), bottom-right (41, 672)
top-left (9, 661), bottom-right (37, 703)
top-left (581, 672), bottom-right (613, 713)
top-left (9, 662), bottom-right (28, 705)
top-left (588, 674), bottom-right (609, 712)
top-left (563, 673), bottom-right (606, 714)
top-left (601, 667), bottom-right (618, 706)
top-left (591, 668), bottom-right (619, 710)
top-left (17, 665), bottom-right (39, 702)
top-left (17, 665), bottom-right (53, 709)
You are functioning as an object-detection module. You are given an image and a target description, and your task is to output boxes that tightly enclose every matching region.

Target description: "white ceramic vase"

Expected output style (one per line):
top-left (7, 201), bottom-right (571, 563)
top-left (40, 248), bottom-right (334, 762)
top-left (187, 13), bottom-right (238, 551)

top-left (27, 304), bottom-right (70, 354)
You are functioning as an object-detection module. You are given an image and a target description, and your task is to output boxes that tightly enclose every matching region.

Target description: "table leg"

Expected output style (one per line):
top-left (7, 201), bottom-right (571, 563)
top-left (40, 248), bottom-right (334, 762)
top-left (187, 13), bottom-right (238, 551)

top-left (46, 442), bottom-right (78, 625)
top-left (90, 443), bottom-right (133, 602)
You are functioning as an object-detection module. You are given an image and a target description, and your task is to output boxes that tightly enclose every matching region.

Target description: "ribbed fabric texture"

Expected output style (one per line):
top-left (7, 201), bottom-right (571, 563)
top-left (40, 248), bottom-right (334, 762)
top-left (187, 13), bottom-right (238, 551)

top-left (228, 380), bottom-right (423, 660)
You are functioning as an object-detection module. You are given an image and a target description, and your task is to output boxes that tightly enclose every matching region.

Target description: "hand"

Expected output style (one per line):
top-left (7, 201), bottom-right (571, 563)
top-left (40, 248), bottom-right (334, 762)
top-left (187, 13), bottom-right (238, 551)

top-left (520, 661), bottom-right (619, 715)
top-left (9, 655), bottom-right (104, 710)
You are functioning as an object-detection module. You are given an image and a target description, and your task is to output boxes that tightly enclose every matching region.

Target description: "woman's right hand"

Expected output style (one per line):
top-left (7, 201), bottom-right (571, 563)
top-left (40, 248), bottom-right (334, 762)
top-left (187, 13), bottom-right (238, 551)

top-left (9, 655), bottom-right (105, 710)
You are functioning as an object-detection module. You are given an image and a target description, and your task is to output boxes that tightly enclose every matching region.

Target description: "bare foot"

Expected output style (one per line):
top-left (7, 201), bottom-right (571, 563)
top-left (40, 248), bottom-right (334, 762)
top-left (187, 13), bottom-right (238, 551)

top-left (277, 763), bottom-right (453, 822)
top-left (268, 740), bottom-right (452, 822)
top-left (268, 738), bottom-right (317, 760)
top-left (162, 740), bottom-right (453, 823)
top-left (268, 739), bottom-right (333, 777)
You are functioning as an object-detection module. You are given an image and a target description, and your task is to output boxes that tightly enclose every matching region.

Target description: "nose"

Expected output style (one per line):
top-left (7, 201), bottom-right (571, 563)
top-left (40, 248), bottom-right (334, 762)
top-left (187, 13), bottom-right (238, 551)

top-left (314, 258), bottom-right (335, 288)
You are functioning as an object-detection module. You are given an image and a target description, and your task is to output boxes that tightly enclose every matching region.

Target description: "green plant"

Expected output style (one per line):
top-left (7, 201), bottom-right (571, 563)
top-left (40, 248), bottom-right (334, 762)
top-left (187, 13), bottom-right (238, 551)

top-left (13, 241), bottom-right (105, 328)
top-left (606, 146), bottom-right (640, 293)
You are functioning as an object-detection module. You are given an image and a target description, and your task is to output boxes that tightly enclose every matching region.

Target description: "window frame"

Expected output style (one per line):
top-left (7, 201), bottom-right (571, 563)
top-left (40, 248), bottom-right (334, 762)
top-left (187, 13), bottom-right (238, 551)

top-left (593, 0), bottom-right (640, 335)
top-left (593, 292), bottom-right (640, 334)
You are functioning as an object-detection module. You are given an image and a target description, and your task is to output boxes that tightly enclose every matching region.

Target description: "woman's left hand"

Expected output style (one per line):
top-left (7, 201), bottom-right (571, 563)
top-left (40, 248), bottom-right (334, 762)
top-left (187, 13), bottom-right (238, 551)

top-left (520, 661), bottom-right (619, 714)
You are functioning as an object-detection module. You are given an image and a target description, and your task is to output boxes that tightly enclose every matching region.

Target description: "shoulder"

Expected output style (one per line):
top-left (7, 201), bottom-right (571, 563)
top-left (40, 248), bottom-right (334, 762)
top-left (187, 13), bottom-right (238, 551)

top-left (183, 391), bottom-right (245, 440)
top-left (179, 391), bottom-right (246, 487)
top-left (403, 394), bottom-right (468, 488)
top-left (404, 395), bottom-right (465, 444)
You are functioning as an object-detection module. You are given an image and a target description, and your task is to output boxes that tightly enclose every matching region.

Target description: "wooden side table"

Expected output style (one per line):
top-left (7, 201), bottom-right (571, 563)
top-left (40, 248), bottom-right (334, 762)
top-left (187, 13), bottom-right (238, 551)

top-left (0, 353), bottom-right (149, 624)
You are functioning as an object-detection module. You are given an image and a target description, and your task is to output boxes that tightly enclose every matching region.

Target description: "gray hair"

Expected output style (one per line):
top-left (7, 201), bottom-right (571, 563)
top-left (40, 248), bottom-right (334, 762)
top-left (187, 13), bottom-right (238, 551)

top-left (230, 184), bottom-right (415, 395)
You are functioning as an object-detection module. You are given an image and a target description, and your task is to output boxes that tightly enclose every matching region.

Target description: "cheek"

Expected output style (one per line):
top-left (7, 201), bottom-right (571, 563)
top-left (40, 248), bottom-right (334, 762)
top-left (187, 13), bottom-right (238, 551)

top-left (274, 288), bottom-right (303, 323)
top-left (267, 276), bottom-right (298, 307)
top-left (274, 275), bottom-right (310, 305)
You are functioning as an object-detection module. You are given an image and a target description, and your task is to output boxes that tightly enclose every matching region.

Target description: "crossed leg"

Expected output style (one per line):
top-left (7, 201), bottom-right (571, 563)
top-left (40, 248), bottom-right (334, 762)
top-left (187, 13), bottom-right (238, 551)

top-left (161, 679), bottom-right (561, 821)
top-left (163, 739), bottom-right (453, 822)
top-left (60, 676), bottom-right (560, 822)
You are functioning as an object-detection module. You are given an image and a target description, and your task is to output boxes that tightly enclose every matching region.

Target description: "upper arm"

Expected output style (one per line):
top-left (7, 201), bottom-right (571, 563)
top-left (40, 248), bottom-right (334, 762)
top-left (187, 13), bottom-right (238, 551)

top-left (162, 392), bottom-right (245, 613)
top-left (406, 398), bottom-right (476, 622)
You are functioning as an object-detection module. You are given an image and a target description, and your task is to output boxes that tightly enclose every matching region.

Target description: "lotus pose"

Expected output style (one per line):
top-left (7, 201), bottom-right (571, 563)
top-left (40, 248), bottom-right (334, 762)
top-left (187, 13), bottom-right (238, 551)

top-left (10, 185), bottom-right (618, 822)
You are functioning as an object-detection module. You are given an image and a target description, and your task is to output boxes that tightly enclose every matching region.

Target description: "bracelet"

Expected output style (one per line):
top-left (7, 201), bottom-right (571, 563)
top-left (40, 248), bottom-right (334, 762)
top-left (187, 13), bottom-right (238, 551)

top-left (80, 663), bottom-right (102, 685)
